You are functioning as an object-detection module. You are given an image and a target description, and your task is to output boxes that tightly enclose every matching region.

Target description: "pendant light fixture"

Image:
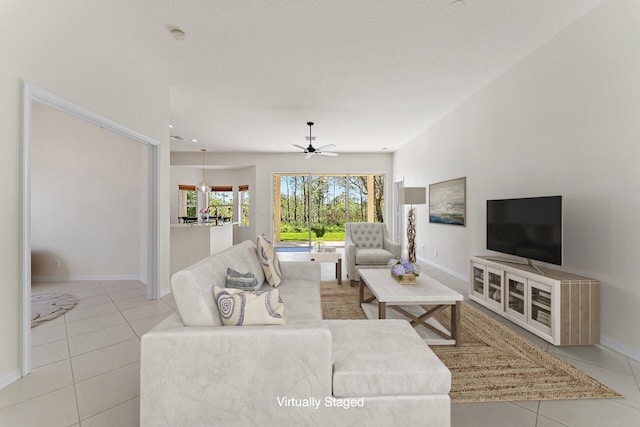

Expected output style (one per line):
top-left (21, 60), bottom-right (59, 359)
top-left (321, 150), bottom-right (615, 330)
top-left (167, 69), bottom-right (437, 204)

top-left (196, 148), bottom-right (210, 194)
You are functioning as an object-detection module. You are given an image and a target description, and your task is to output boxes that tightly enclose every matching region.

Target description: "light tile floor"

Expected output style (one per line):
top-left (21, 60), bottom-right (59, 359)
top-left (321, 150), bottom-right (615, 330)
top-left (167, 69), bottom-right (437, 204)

top-left (0, 280), bottom-right (175, 427)
top-left (0, 254), bottom-right (638, 426)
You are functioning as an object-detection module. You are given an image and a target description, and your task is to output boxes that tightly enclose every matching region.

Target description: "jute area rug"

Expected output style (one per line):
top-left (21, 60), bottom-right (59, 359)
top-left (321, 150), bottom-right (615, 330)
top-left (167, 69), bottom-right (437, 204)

top-left (321, 280), bottom-right (621, 403)
top-left (32, 292), bottom-right (78, 328)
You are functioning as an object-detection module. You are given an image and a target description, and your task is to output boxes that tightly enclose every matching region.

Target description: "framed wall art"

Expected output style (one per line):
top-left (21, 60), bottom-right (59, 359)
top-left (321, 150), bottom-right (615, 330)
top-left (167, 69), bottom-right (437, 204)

top-left (429, 177), bottom-right (466, 226)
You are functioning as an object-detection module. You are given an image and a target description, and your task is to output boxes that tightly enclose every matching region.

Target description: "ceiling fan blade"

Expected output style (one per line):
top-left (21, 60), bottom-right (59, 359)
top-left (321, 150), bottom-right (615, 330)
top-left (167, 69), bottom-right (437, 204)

top-left (292, 144), bottom-right (308, 152)
top-left (318, 151), bottom-right (338, 157)
top-left (315, 144), bottom-right (336, 151)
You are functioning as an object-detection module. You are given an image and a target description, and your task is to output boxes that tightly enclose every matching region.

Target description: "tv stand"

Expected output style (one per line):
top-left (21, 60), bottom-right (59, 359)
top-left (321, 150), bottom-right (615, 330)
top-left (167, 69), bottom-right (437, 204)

top-left (484, 257), bottom-right (545, 275)
top-left (469, 256), bottom-right (599, 346)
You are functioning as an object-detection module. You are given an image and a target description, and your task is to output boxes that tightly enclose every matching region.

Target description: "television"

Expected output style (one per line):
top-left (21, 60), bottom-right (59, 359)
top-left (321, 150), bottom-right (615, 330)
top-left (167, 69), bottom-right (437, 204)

top-left (486, 196), bottom-right (562, 266)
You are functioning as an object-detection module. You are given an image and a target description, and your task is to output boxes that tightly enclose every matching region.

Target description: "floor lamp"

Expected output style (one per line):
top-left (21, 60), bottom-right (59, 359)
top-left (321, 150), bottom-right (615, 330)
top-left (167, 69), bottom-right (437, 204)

top-left (398, 187), bottom-right (426, 263)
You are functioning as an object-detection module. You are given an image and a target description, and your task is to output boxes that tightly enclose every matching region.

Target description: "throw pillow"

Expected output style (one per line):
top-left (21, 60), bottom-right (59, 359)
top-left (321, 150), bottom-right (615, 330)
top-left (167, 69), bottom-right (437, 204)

top-left (225, 267), bottom-right (261, 291)
top-left (256, 235), bottom-right (283, 287)
top-left (213, 286), bottom-right (286, 326)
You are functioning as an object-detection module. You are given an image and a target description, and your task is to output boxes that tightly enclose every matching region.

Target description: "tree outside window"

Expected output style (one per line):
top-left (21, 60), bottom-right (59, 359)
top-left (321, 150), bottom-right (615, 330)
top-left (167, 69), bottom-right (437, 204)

top-left (178, 185), bottom-right (197, 220)
top-left (208, 186), bottom-right (233, 223)
top-left (239, 185), bottom-right (250, 227)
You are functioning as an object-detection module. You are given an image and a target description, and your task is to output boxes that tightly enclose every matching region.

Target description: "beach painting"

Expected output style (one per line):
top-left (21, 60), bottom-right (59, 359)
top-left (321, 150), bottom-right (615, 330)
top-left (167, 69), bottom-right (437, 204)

top-left (429, 177), bottom-right (466, 226)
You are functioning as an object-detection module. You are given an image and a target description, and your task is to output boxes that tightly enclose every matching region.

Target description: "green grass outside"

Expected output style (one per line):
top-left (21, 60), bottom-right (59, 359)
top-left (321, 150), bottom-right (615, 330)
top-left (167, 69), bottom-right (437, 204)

top-left (279, 231), bottom-right (345, 241)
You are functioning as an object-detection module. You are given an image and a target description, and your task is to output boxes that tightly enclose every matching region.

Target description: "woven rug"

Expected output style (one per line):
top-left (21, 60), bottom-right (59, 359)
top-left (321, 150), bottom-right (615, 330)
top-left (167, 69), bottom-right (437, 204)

top-left (320, 280), bottom-right (621, 403)
top-left (32, 292), bottom-right (78, 328)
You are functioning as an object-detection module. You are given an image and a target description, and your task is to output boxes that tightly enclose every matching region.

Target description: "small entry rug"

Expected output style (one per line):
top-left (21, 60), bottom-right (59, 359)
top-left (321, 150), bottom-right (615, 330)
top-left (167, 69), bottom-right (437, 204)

top-left (31, 293), bottom-right (78, 328)
top-left (320, 280), bottom-right (621, 403)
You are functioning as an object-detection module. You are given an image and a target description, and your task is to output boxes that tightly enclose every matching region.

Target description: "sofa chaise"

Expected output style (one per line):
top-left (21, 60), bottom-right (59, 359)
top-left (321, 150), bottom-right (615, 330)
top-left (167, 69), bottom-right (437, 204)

top-left (140, 240), bottom-right (451, 426)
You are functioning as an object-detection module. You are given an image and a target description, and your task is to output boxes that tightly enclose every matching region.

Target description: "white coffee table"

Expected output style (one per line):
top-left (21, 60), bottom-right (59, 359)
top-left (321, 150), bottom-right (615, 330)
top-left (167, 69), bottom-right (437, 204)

top-left (310, 248), bottom-right (342, 284)
top-left (358, 268), bottom-right (464, 345)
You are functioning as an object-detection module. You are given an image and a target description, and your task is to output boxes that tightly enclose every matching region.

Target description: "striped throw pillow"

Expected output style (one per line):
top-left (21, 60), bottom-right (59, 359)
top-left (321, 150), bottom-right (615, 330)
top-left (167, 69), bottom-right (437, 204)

top-left (225, 268), bottom-right (261, 291)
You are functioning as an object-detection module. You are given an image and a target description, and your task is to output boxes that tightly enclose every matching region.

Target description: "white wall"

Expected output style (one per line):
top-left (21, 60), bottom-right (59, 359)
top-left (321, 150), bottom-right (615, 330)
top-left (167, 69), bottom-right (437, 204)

top-left (393, 0), bottom-right (640, 359)
top-left (31, 103), bottom-right (149, 281)
top-left (0, 1), bottom-right (169, 384)
top-left (171, 153), bottom-right (394, 241)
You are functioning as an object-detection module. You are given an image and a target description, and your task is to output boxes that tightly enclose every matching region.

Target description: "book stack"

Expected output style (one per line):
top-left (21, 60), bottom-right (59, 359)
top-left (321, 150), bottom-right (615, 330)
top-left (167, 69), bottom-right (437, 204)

top-left (536, 310), bottom-right (551, 327)
top-left (537, 290), bottom-right (551, 306)
top-left (509, 300), bottom-right (523, 311)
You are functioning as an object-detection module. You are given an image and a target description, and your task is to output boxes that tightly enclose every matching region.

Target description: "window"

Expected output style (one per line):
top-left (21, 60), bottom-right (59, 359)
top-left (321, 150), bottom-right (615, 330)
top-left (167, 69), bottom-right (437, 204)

top-left (209, 186), bottom-right (233, 223)
top-left (239, 185), bottom-right (250, 227)
top-left (178, 185), bottom-right (197, 220)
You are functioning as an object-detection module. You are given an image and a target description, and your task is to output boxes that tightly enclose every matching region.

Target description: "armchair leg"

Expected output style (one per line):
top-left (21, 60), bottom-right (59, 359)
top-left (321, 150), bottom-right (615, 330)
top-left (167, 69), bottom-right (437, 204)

top-left (350, 279), bottom-right (358, 287)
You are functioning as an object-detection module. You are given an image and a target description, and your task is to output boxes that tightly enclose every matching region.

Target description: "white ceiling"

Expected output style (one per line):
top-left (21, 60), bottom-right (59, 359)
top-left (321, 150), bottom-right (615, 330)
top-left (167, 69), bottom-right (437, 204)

top-left (83, 0), bottom-right (604, 154)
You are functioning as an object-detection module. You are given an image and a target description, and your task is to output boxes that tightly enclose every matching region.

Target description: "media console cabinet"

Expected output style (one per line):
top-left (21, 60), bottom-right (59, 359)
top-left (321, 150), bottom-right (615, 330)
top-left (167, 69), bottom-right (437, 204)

top-left (469, 256), bottom-right (599, 346)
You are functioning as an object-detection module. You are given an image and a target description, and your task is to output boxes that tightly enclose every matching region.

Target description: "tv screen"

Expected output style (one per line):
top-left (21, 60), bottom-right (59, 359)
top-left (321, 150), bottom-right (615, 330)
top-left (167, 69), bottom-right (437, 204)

top-left (486, 196), bottom-right (562, 265)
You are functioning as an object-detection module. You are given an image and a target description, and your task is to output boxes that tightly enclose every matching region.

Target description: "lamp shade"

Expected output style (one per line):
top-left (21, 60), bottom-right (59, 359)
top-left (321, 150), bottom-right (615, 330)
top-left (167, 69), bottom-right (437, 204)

top-left (398, 187), bottom-right (426, 205)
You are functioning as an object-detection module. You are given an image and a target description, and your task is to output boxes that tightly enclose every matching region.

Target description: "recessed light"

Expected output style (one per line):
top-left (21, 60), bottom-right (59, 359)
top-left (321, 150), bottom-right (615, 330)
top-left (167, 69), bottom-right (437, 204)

top-left (169, 124), bottom-right (173, 128)
top-left (191, 139), bottom-right (198, 143)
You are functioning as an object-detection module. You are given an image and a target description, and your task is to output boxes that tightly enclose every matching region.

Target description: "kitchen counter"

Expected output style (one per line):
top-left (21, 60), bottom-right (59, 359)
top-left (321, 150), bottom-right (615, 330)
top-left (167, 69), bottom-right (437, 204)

top-left (170, 222), bottom-right (234, 274)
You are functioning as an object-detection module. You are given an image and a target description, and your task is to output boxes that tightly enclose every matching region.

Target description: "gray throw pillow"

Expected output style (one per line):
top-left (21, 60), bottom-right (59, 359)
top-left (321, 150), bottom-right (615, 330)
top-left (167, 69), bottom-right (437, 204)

top-left (225, 267), bottom-right (261, 291)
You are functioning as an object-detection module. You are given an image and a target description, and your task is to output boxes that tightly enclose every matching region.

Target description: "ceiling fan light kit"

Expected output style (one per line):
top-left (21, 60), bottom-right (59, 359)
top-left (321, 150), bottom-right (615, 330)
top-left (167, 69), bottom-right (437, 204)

top-left (292, 122), bottom-right (338, 159)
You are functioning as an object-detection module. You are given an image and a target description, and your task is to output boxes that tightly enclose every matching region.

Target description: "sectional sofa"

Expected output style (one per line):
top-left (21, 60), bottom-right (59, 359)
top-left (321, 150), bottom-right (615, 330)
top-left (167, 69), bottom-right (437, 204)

top-left (140, 240), bottom-right (451, 426)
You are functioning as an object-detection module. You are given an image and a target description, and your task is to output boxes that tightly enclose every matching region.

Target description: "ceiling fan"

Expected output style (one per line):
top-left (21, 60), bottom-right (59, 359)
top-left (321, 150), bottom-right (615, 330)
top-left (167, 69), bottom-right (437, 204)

top-left (293, 122), bottom-right (338, 159)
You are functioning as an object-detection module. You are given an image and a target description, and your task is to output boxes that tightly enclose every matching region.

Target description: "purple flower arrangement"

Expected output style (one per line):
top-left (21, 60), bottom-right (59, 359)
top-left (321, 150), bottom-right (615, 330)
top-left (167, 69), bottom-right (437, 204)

top-left (388, 258), bottom-right (419, 279)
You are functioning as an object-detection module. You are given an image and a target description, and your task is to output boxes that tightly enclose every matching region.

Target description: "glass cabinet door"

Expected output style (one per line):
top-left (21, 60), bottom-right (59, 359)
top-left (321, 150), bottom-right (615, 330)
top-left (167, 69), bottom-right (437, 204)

top-left (486, 268), bottom-right (503, 309)
top-left (505, 273), bottom-right (526, 321)
top-left (528, 281), bottom-right (552, 334)
top-left (471, 263), bottom-right (486, 300)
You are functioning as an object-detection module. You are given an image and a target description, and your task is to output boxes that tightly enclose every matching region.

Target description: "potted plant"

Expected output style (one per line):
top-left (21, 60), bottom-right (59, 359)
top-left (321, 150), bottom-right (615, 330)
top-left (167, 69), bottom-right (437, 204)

top-left (311, 224), bottom-right (326, 250)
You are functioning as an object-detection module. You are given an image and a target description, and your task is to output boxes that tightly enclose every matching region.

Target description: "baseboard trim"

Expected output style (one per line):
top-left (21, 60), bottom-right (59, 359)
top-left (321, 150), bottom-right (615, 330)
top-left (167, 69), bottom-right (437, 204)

top-left (416, 257), bottom-right (468, 282)
top-left (600, 336), bottom-right (640, 364)
top-left (160, 287), bottom-right (172, 298)
top-left (0, 368), bottom-right (21, 390)
top-left (32, 275), bottom-right (141, 282)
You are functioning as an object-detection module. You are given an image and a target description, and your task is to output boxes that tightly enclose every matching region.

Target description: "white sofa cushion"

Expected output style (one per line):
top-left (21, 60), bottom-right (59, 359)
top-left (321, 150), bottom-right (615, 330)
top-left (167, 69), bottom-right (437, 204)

top-left (171, 241), bottom-right (266, 327)
top-left (326, 319), bottom-right (451, 397)
top-left (171, 267), bottom-right (223, 327)
top-left (216, 241), bottom-right (266, 285)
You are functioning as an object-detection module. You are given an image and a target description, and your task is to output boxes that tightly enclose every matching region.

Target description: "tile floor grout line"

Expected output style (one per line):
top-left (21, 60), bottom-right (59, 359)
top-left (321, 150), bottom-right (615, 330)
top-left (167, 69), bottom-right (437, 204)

top-left (78, 395), bottom-right (140, 424)
top-left (551, 353), bottom-right (636, 377)
top-left (606, 396), bottom-right (640, 413)
top-left (69, 337), bottom-right (141, 372)
top-left (627, 358), bottom-right (640, 392)
top-left (74, 362), bottom-right (142, 423)
top-left (101, 280), bottom-right (149, 347)
top-left (63, 309), bottom-right (82, 425)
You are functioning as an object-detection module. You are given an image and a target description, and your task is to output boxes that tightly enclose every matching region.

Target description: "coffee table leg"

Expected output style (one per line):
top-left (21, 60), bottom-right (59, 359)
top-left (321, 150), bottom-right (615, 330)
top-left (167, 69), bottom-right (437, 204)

top-left (451, 301), bottom-right (461, 346)
top-left (379, 302), bottom-right (386, 319)
top-left (359, 279), bottom-right (364, 303)
top-left (337, 259), bottom-right (342, 285)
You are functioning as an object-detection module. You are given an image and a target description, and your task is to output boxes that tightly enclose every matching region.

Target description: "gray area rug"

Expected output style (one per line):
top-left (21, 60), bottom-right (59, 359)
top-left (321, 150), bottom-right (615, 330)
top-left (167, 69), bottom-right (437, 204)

top-left (31, 293), bottom-right (78, 328)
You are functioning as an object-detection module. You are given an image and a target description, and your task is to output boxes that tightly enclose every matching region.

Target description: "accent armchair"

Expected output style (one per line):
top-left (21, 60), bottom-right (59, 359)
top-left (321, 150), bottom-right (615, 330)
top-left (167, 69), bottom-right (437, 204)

top-left (345, 222), bottom-right (401, 286)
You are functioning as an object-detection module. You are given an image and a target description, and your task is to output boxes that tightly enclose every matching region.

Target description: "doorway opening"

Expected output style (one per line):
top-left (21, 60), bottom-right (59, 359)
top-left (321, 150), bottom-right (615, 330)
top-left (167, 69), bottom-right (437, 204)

top-left (20, 83), bottom-right (161, 377)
